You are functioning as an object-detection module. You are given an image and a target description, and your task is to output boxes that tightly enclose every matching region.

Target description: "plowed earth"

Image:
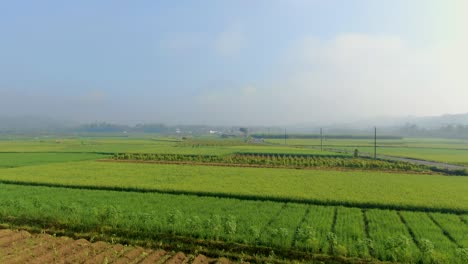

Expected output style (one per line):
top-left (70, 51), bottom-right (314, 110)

top-left (0, 229), bottom-right (235, 264)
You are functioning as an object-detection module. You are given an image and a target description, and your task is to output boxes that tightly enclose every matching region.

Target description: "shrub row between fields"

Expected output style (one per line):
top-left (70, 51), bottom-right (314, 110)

top-left (112, 153), bottom-right (433, 173)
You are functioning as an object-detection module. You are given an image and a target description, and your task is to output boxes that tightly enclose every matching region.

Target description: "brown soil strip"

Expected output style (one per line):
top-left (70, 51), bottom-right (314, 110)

top-left (137, 249), bottom-right (167, 264)
top-left (212, 257), bottom-right (232, 264)
top-left (0, 232), bottom-right (38, 261)
top-left (0, 241), bottom-right (38, 261)
top-left (83, 243), bottom-right (127, 264)
top-left (0, 229), bottom-right (240, 264)
top-left (64, 240), bottom-right (108, 264)
top-left (88, 241), bottom-right (110, 256)
top-left (153, 251), bottom-right (173, 264)
top-left (191, 255), bottom-right (211, 264)
top-left (3, 235), bottom-right (70, 263)
top-left (0, 229), bottom-right (14, 238)
top-left (65, 241), bottom-right (113, 263)
top-left (113, 246), bottom-right (145, 264)
top-left (0, 230), bottom-right (31, 247)
top-left (27, 235), bottom-right (74, 264)
top-left (37, 238), bottom-right (90, 264)
top-left (128, 250), bottom-right (153, 264)
top-left (164, 252), bottom-right (188, 264)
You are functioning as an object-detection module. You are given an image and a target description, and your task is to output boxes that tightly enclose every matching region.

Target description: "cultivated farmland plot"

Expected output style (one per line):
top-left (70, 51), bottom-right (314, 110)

top-left (0, 184), bottom-right (467, 263)
top-left (365, 209), bottom-right (419, 261)
top-left (1, 161), bottom-right (467, 212)
top-left (0, 136), bottom-right (467, 263)
top-left (265, 137), bottom-right (468, 166)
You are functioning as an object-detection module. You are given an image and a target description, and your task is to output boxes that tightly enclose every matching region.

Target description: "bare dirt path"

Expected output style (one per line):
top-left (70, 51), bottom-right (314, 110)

top-left (0, 229), bottom-right (237, 264)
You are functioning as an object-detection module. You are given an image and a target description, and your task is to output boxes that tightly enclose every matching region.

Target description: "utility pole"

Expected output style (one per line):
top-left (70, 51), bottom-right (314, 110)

top-left (320, 128), bottom-right (323, 151)
top-left (374, 126), bottom-right (377, 159)
top-left (284, 128), bottom-right (287, 145)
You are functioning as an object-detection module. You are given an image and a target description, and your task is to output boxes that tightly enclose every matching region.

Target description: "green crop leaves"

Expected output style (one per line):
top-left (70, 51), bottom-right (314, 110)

top-left (296, 226), bottom-right (320, 253)
top-left (0, 184), bottom-right (466, 263)
top-left (455, 248), bottom-right (468, 264)
top-left (383, 235), bottom-right (411, 262)
top-left (167, 210), bottom-right (183, 235)
top-left (224, 215), bottom-right (237, 236)
top-left (248, 225), bottom-right (260, 243)
top-left (326, 232), bottom-right (348, 257)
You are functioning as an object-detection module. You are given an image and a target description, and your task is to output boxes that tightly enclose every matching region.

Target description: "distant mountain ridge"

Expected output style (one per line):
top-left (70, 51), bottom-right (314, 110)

top-left (1, 113), bottom-right (468, 134)
top-left (341, 113), bottom-right (468, 129)
top-left (0, 116), bottom-right (76, 133)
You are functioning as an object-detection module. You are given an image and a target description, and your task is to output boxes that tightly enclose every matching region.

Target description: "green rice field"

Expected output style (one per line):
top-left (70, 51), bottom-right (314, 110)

top-left (0, 161), bottom-right (467, 212)
top-left (0, 136), bottom-right (467, 263)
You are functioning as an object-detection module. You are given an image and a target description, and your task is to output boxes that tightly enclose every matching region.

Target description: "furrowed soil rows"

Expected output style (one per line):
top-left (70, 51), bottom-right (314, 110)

top-left (0, 230), bottom-right (31, 247)
top-left (83, 243), bottom-right (127, 264)
top-left (0, 229), bottom-right (236, 264)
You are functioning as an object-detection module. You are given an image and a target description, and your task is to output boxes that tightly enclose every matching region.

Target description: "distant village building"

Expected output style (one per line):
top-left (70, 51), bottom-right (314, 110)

top-left (250, 138), bottom-right (264, 144)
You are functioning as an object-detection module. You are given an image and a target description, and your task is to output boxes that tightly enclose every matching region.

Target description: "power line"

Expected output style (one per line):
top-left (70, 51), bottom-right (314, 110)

top-left (284, 128), bottom-right (287, 145)
top-left (374, 126), bottom-right (377, 159)
top-left (320, 128), bottom-right (323, 151)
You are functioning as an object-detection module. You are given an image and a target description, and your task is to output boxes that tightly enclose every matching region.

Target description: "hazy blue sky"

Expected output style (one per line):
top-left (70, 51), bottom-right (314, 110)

top-left (1, 0), bottom-right (467, 125)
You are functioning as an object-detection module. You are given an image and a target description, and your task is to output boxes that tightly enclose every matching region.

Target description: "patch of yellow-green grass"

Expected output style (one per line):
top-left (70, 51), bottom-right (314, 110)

top-left (0, 161), bottom-right (466, 211)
